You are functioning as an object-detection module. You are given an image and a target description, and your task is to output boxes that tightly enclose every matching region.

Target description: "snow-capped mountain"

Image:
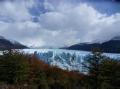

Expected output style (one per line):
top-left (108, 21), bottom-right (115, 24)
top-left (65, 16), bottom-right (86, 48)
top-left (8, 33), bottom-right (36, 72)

top-left (65, 36), bottom-right (120, 53)
top-left (22, 49), bottom-right (120, 72)
top-left (0, 36), bottom-right (27, 50)
top-left (0, 36), bottom-right (5, 39)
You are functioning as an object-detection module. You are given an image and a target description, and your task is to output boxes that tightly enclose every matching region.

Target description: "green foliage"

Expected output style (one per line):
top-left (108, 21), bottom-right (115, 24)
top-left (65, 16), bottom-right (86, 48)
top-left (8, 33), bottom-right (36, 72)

top-left (0, 50), bottom-right (29, 84)
top-left (100, 59), bottom-right (120, 89)
top-left (83, 49), bottom-right (106, 89)
top-left (83, 49), bottom-right (120, 89)
top-left (0, 49), bottom-right (120, 89)
top-left (0, 50), bottom-right (84, 89)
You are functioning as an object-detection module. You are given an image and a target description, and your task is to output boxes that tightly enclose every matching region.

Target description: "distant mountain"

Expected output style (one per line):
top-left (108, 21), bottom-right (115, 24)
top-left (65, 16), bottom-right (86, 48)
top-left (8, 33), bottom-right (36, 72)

top-left (0, 36), bottom-right (27, 50)
top-left (65, 36), bottom-right (120, 53)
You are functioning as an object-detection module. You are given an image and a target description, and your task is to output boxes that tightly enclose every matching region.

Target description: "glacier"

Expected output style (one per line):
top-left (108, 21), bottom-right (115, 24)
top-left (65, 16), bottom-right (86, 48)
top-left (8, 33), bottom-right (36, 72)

top-left (21, 49), bottom-right (120, 72)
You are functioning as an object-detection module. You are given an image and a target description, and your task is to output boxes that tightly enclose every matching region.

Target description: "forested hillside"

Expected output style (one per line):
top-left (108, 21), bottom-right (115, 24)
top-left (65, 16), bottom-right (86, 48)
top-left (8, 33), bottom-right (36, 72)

top-left (0, 50), bottom-right (120, 89)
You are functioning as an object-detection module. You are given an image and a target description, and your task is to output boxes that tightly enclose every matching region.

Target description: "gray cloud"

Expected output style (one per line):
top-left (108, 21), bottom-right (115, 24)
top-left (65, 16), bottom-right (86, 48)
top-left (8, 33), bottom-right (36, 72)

top-left (0, 0), bottom-right (120, 47)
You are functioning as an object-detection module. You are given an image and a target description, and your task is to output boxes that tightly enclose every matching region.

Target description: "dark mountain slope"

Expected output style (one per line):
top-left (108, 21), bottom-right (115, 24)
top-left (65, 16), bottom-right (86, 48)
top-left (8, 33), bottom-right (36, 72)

top-left (65, 37), bottom-right (120, 53)
top-left (0, 36), bottom-right (27, 50)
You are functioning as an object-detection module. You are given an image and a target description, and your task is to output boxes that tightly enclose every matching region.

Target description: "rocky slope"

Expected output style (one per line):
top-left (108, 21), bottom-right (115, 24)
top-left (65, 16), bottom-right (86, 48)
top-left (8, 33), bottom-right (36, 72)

top-left (0, 36), bottom-right (27, 50)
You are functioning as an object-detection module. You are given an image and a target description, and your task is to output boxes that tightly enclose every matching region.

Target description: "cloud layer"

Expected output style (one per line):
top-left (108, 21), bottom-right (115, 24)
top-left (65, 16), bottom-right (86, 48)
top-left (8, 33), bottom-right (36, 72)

top-left (0, 0), bottom-right (120, 47)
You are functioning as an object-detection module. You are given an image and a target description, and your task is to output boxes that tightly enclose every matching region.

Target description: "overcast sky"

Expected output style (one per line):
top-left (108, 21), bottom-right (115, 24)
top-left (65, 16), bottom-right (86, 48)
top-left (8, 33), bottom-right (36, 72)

top-left (0, 0), bottom-right (120, 47)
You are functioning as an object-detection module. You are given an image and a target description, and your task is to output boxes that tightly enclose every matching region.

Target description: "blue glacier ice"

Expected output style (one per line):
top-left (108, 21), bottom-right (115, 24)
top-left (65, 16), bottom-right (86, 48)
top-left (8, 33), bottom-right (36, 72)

top-left (22, 49), bottom-right (120, 72)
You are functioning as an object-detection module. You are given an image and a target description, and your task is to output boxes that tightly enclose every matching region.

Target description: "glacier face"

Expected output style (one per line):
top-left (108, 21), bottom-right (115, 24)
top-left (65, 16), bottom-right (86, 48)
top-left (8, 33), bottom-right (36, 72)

top-left (22, 49), bottom-right (120, 72)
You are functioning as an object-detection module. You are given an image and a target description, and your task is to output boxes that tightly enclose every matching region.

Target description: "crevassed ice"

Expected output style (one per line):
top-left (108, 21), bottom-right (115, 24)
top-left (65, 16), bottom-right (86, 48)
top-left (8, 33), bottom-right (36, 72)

top-left (22, 49), bottom-right (120, 72)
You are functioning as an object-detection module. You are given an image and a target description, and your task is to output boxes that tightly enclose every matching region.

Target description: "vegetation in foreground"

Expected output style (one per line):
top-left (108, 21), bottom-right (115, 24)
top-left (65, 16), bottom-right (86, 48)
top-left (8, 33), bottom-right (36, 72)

top-left (0, 49), bottom-right (120, 89)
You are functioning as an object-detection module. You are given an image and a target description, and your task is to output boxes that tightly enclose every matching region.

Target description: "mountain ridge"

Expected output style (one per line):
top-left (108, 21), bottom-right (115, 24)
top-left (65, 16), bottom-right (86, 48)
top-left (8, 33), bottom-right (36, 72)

top-left (0, 36), bottom-right (27, 50)
top-left (64, 36), bottom-right (120, 53)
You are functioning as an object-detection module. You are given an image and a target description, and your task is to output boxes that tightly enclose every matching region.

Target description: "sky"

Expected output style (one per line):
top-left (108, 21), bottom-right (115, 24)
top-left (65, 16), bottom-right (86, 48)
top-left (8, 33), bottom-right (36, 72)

top-left (0, 0), bottom-right (120, 47)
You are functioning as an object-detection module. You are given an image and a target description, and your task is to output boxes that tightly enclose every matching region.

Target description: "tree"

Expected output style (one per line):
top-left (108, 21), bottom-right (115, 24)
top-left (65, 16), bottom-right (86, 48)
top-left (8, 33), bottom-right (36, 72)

top-left (83, 48), bottom-right (120, 89)
top-left (82, 49), bottom-right (107, 89)
top-left (0, 50), bottom-right (29, 84)
top-left (100, 59), bottom-right (120, 89)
